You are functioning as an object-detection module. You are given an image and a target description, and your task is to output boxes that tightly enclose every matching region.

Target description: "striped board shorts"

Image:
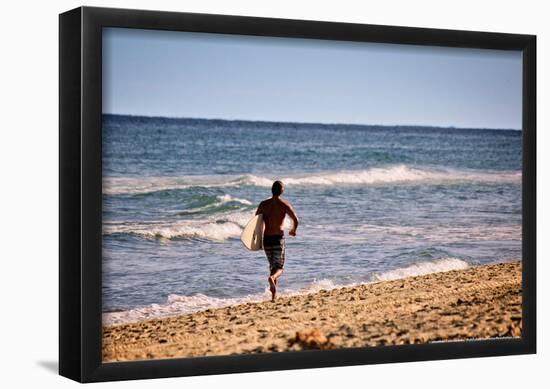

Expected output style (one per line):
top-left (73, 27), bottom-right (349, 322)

top-left (263, 235), bottom-right (285, 273)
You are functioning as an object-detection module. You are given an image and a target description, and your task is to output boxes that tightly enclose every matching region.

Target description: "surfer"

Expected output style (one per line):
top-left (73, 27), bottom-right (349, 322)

top-left (255, 180), bottom-right (299, 302)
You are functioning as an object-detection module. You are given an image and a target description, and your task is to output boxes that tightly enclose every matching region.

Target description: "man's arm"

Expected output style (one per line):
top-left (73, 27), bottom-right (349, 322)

top-left (284, 202), bottom-right (299, 236)
top-left (255, 201), bottom-right (263, 216)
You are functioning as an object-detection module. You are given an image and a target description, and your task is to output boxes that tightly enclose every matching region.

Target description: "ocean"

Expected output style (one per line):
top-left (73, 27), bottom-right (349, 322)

top-left (102, 114), bottom-right (522, 325)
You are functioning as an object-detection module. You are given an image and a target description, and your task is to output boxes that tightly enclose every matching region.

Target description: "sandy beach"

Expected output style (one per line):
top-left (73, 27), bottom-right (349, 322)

top-left (102, 261), bottom-right (522, 362)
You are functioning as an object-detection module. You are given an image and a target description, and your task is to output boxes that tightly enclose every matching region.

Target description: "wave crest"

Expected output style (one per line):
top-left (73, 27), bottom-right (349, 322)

top-left (173, 194), bottom-right (252, 216)
top-left (103, 211), bottom-right (252, 241)
top-left (373, 258), bottom-right (469, 281)
top-left (103, 165), bottom-right (521, 195)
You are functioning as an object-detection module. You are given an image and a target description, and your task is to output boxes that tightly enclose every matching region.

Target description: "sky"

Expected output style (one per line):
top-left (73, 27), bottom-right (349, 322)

top-left (103, 28), bottom-right (522, 129)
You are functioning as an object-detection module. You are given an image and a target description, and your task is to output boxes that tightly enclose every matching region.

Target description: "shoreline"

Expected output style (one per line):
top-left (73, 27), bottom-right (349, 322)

top-left (103, 261), bottom-right (522, 362)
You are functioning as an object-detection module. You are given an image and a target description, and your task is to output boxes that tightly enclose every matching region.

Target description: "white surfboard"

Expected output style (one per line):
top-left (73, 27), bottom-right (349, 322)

top-left (240, 214), bottom-right (264, 251)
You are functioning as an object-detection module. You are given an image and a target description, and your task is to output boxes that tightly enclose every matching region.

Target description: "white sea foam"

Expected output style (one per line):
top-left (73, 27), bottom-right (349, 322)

top-left (104, 209), bottom-right (295, 241)
top-left (103, 211), bottom-right (253, 241)
top-left (216, 194), bottom-right (252, 206)
top-left (251, 165), bottom-right (521, 187)
top-left (102, 278), bottom-right (343, 325)
top-left (103, 258), bottom-right (471, 325)
top-left (103, 165), bottom-right (521, 195)
top-left (170, 194), bottom-right (252, 215)
top-left (103, 293), bottom-right (261, 325)
top-left (373, 258), bottom-right (469, 281)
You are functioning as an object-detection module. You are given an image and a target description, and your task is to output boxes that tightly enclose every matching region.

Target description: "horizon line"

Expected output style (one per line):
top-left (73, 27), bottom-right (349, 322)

top-left (103, 112), bottom-right (522, 132)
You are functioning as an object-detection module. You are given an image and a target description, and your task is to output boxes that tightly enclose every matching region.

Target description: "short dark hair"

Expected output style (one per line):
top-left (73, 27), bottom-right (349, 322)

top-left (272, 180), bottom-right (284, 196)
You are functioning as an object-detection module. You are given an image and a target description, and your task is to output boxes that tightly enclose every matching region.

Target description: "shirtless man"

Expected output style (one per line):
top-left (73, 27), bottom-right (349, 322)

top-left (255, 180), bottom-right (299, 302)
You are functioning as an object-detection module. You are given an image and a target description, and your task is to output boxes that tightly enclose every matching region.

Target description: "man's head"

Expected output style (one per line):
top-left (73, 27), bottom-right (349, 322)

top-left (272, 180), bottom-right (284, 197)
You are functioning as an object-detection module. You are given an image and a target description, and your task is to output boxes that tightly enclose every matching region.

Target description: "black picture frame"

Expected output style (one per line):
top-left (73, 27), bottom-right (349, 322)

top-left (59, 6), bottom-right (536, 383)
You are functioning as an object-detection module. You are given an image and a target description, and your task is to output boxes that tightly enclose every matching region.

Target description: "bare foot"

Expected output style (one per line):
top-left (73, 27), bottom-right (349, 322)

top-left (268, 276), bottom-right (276, 301)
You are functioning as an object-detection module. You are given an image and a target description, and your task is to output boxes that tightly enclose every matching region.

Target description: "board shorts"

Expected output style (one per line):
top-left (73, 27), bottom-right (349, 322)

top-left (263, 235), bottom-right (285, 273)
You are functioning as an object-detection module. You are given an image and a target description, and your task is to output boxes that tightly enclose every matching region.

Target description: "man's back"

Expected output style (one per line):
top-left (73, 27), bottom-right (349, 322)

top-left (258, 197), bottom-right (289, 236)
top-left (256, 180), bottom-right (299, 301)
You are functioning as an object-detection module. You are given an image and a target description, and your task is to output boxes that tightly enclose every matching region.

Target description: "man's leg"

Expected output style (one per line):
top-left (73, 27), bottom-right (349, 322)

top-left (268, 268), bottom-right (283, 301)
top-left (272, 268), bottom-right (283, 284)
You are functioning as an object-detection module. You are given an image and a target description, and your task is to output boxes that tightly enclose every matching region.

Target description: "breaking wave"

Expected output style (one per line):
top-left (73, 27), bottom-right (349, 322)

top-left (103, 165), bottom-right (521, 195)
top-left (103, 211), bottom-right (253, 241)
top-left (171, 194), bottom-right (252, 216)
top-left (373, 257), bottom-right (469, 281)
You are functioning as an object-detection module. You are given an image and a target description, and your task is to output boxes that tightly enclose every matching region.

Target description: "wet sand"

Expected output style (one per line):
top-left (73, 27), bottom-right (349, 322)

top-left (102, 261), bottom-right (522, 362)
